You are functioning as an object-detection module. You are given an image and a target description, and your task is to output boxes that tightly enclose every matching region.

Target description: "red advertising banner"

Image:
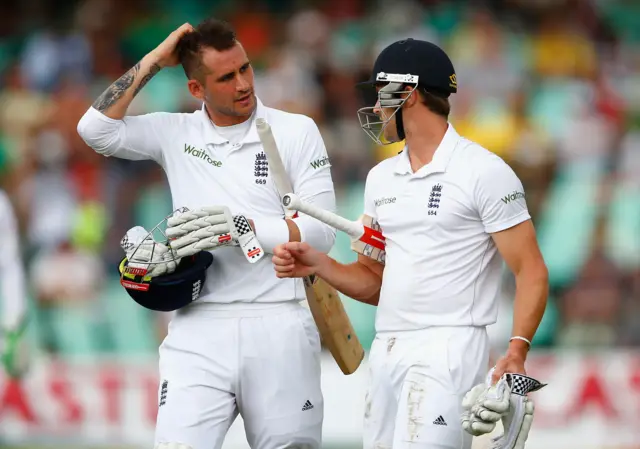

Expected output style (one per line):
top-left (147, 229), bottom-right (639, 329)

top-left (0, 351), bottom-right (639, 448)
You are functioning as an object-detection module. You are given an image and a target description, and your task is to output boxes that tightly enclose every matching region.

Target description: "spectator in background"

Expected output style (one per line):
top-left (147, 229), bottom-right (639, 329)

top-left (0, 188), bottom-right (29, 378)
top-left (0, 0), bottom-right (636, 357)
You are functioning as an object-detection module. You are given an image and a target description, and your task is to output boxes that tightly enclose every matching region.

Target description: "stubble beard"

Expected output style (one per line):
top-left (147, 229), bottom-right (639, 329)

top-left (205, 93), bottom-right (255, 119)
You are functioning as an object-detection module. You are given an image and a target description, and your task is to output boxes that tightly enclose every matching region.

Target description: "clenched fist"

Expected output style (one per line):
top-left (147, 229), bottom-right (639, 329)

top-left (272, 242), bottom-right (327, 279)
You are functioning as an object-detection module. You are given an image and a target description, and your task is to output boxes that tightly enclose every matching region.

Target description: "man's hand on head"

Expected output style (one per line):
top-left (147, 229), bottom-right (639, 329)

top-left (150, 23), bottom-right (195, 68)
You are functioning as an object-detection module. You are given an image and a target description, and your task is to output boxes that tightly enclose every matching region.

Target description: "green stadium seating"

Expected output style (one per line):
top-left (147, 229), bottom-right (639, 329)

top-left (604, 181), bottom-right (640, 271)
top-left (536, 160), bottom-right (605, 289)
top-left (99, 274), bottom-right (158, 354)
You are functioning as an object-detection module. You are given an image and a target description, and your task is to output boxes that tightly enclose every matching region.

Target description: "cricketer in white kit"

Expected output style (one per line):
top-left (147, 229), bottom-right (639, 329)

top-left (77, 18), bottom-right (336, 449)
top-left (271, 39), bottom-right (549, 449)
top-left (0, 189), bottom-right (29, 379)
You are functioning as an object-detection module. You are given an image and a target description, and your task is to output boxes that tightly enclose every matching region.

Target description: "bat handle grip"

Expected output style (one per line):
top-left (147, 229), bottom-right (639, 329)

top-left (283, 193), bottom-right (364, 239)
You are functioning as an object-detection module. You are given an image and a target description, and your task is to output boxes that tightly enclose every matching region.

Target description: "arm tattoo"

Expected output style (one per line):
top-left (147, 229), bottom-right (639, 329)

top-left (92, 62), bottom-right (161, 112)
top-left (134, 63), bottom-right (162, 97)
top-left (92, 63), bottom-right (139, 112)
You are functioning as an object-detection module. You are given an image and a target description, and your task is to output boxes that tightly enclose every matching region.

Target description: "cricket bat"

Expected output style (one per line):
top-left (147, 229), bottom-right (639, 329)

top-left (256, 118), bottom-right (364, 375)
top-left (283, 193), bottom-right (386, 264)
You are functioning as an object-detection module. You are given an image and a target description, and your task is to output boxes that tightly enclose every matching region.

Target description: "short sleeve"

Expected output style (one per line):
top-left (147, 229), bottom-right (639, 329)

top-left (289, 117), bottom-right (335, 207)
top-left (474, 156), bottom-right (531, 233)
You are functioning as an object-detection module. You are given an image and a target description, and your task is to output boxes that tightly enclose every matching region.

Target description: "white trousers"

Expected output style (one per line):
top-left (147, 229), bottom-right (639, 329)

top-left (154, 301), bottom-right (323, 449)
top-left (363, 326), bottom-right (490, 449)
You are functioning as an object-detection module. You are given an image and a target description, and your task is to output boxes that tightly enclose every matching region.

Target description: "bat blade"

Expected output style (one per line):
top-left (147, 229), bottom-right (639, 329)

top-left (256, 118), bottom-right (365, 375)
top-left (303, 275), bottom-right (364, 374)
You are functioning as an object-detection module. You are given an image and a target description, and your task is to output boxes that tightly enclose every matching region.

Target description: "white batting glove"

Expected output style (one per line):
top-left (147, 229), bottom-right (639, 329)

top-left (489, 390), bottom-right (536, 449)
top-left (120, 226), bottom-right (179, 278)
top-left (461, 383), bottom-right (502, 436)
top-left (166, 206), bottom-right (264, 263)
top-left (461, 370), bottom-right (546, 449)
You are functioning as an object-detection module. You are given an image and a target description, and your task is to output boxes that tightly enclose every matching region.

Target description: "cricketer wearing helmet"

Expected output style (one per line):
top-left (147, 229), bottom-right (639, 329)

top-left (271, 38), bottom-right (549, 449)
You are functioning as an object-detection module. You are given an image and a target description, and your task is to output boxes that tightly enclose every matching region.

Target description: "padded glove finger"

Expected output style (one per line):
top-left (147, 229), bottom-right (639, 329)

top-left (488, 373), bottom-right (545, 449)
top-left (169, 226), bottom-right (233, 252)
top-left (472, 404), bottom-right (503, 423)
top-left (166, 207), bottom-right (230, 237)
top-left (461, 409), bottom-right (496, 436)
top-left (173, 236), bottom-right (233, 259)
top-left (479, 376), bottom-right (511, 414)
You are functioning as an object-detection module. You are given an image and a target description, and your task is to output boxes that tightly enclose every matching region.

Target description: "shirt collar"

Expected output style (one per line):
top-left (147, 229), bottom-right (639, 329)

top-left (200, 96), bottom-right (267, 146)
top-left (394, 123), bottom-right (461, 177)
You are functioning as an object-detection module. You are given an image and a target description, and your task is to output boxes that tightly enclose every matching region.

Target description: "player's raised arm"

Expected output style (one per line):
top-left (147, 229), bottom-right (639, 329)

top-left (93, 23), bottom-right (193, 119)
top-left (76, 23), bottom-right (194, 162)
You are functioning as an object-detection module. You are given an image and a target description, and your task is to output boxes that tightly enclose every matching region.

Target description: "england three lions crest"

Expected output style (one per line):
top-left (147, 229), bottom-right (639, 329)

top-left (428, 183), bottom-right (443, 216)
top-left (254, 151), bottom-right (268, 185)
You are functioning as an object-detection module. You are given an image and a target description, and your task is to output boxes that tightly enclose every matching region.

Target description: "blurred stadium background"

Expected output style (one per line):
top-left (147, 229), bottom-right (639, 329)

top-left (0, 0), bottom-right (638, 448)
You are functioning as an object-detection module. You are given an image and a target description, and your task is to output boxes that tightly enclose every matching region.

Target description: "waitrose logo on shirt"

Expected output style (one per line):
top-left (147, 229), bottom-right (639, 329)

top-left (184, 144), bottom-right (222, 167)
top-left (501, 190), bottom-right (525, 204)
top-left (310, 156), bottom-right (331, 169)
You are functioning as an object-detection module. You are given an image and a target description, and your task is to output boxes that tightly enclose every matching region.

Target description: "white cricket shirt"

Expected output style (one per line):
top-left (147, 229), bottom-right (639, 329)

top-left (77, 98), bottom-right (336, 305)
top-left (0, 190), bottom-right (27, 329)
top-left (363, 124), bottom-right (530, 332)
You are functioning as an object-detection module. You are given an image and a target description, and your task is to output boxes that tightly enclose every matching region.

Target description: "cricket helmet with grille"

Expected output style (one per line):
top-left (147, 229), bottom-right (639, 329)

top-left (357, 38), bottom-right (457, 145)
top-left (118, 208), bottom-right (214, 312)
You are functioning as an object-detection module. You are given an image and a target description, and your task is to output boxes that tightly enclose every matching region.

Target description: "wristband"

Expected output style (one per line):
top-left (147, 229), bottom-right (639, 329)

top-left (251, 216), bottom-right (289, 254)
top-left (509, 336), bottom-right (531, 347)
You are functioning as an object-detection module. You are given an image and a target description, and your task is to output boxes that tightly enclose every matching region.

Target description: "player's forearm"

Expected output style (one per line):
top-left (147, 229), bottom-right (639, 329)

top-left (316, 257), bottom-right (381, 305)
top-left (252, 215), bottom-right (335, 254)
top-left (92, 52), bottom-right (163, 119)
top-left (288, 215), bottom-right (335, 253)
top-left (285, 219), bottom-right (301, 242)
top-left (508, 263), bottom-right (549, 358)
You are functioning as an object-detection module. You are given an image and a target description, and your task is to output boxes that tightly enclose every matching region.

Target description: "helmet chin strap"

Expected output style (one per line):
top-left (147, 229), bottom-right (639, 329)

top-left (377, 81), bottom-right (411, 143)
top-left (395, 108), bottom-right (406, 141)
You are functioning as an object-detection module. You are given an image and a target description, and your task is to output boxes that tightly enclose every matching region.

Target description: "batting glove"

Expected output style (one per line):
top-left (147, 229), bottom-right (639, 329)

top-left (461, 369), bottom-right (546, 449)
top-left (120, 226), bottom-right (179, 278)
top-left (166, 206), bottom-right (264, 263)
